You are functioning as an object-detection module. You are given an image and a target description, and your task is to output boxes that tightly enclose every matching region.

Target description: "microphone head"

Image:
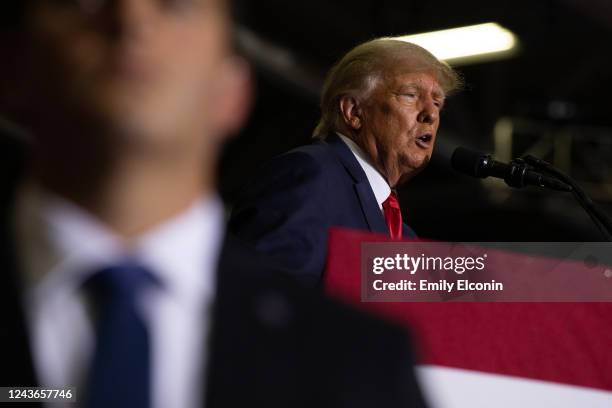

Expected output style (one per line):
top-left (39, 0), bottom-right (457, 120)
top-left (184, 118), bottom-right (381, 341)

top-left (451, 147), bottom-right (488, 178)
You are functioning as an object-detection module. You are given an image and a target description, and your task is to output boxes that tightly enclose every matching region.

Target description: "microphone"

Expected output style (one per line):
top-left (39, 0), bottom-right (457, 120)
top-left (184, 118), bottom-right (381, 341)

top-left (451, 147), bottom-right (572, 192)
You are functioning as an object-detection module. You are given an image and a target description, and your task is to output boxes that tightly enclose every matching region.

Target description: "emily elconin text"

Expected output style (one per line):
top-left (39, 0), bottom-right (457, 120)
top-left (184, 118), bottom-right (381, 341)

top-left (372, 278), bottom-right (504, 292)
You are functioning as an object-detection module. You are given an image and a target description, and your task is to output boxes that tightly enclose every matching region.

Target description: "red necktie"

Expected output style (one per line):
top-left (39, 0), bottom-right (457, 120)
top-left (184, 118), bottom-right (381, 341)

top-left (382, 191), bottom-right (403, 240)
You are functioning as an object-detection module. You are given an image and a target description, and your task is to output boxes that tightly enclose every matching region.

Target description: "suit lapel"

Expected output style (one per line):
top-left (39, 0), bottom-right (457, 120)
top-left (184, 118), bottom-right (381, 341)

top-left (325, 134), bottom-right (388, 234)
top-left (353, 182), bottom-right (388, 234)
top-left (0, 225), bottom-right (41, 389)
top-left (0, 135), bottom-right (41, 391)
top-left (205, 234), bottom-right (304, 407)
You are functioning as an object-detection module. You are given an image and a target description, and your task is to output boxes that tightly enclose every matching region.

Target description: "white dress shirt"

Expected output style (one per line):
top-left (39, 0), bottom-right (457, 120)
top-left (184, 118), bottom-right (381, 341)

top-left (336, 133), bottom-right (391, 210)
top-left (15, 184), bottom-right (224, 408)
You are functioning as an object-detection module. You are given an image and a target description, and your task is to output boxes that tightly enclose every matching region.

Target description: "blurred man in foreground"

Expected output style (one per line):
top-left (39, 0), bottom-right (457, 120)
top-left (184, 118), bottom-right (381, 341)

top-left (0, 1), bottom-right (427, 407)
top-left (231, 38), bottom-right (462, 286)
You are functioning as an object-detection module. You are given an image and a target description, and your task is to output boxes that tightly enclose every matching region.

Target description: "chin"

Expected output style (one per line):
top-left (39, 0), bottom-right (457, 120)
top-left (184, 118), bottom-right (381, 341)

top-left (91, 90), bottom-right (164, 128)
top-left (395, 171), bottom-right (419, 187)
top-left (395, 161), bottom-right (429, 186)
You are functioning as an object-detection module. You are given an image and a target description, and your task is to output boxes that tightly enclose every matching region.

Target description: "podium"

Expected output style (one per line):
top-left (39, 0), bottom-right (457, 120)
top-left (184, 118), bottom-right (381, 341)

top-left (323, 228), bottom-right (612, 407)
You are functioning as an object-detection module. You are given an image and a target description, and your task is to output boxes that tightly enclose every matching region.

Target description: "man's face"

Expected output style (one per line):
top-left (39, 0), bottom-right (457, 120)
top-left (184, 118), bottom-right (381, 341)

top-left (22, 0), bottom-right (242, 149)
top-left (357, 66), bottom-right (445, 187)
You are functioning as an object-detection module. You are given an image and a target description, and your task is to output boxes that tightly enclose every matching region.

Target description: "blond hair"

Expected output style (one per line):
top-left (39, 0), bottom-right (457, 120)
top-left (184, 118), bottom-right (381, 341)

top-left (313, 38), bottom-right (462, 138)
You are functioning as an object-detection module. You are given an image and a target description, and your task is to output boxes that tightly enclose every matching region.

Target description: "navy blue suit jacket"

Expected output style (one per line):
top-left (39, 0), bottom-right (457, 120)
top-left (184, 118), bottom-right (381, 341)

top-left (230, 134), bottom-right (417, 286)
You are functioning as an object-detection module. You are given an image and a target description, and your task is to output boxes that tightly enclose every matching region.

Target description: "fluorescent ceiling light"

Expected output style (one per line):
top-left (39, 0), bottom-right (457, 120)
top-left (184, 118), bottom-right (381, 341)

top-left (394, 22), bottom-right (518, 65)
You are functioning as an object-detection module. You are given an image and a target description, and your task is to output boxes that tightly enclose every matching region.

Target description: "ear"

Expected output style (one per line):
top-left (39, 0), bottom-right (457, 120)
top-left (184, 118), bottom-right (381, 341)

top-left (210, 56), bottom-right (253, 139)
top-left (339, 95), bottom-right (362, 130)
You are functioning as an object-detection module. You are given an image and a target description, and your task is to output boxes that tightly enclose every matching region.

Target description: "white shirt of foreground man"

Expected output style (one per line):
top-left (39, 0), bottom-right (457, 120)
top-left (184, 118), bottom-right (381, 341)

top-left (17, 185), bottom-right (223, 408)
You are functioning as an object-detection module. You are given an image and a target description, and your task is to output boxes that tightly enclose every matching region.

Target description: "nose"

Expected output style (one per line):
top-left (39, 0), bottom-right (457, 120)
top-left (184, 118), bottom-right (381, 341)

top-left (417, 98), bottom-right (439, 124)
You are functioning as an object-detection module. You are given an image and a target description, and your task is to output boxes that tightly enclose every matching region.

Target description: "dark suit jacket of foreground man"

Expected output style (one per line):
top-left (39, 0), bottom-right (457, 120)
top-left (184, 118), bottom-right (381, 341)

top-left (0, 137), bottom-right (427, 407)
top-left (230, 133), bottom-right (417, 286)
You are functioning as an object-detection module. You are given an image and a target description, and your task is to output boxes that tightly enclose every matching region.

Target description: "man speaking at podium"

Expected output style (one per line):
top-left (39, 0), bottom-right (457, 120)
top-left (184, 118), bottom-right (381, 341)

top-left (230, 38), bottom-right (462, 286)
top-left (0, 1), bottom-right (427, 407)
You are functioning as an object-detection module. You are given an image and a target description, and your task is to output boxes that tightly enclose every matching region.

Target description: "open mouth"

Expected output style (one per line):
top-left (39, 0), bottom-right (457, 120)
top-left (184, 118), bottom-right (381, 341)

top-left (415, 134), bottom-right (433, 148)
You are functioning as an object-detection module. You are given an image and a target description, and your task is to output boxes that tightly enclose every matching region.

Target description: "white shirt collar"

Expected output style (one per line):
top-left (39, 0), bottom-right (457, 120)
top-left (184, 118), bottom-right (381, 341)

top-left (336, 132), bottom-right (391, 210)
top-left (16, 185), bottom-right (224, 407)
top-left (16, 184), bottom-right (224, 307)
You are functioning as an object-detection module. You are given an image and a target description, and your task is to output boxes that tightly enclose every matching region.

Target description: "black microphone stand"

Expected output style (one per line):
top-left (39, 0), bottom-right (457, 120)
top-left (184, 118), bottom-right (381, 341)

top-left (522, 155), bottom-right (612, 242)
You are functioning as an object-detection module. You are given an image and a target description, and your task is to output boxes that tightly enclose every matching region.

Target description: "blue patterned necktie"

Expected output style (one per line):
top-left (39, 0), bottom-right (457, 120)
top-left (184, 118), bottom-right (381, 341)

top-left (84, 263), bottom-right (157, 408)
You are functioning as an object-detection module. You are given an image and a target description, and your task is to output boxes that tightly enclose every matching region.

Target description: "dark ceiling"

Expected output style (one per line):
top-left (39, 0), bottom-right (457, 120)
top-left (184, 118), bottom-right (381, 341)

top-left (239, 0), bottom-right (612, 107)
top-left (221, 0), bottom-right (612, 241)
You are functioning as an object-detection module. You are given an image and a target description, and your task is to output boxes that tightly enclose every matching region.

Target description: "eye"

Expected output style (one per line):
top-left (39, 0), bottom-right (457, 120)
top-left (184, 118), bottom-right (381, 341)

top-left (433, 99), bottom-right (445, 110)
top-left (46, 0), bottom-right (86, 9)
top-left (44, 0), bottom-right (106, 14)
top-left (160, 0), bottom-right (199, 12)
top-left (399, 92), bottom-right (417, 101)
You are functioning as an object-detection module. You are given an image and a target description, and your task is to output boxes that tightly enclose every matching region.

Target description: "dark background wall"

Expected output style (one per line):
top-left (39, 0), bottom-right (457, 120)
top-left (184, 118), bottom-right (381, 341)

top-left (220, 0), bottom-right (612, 241)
